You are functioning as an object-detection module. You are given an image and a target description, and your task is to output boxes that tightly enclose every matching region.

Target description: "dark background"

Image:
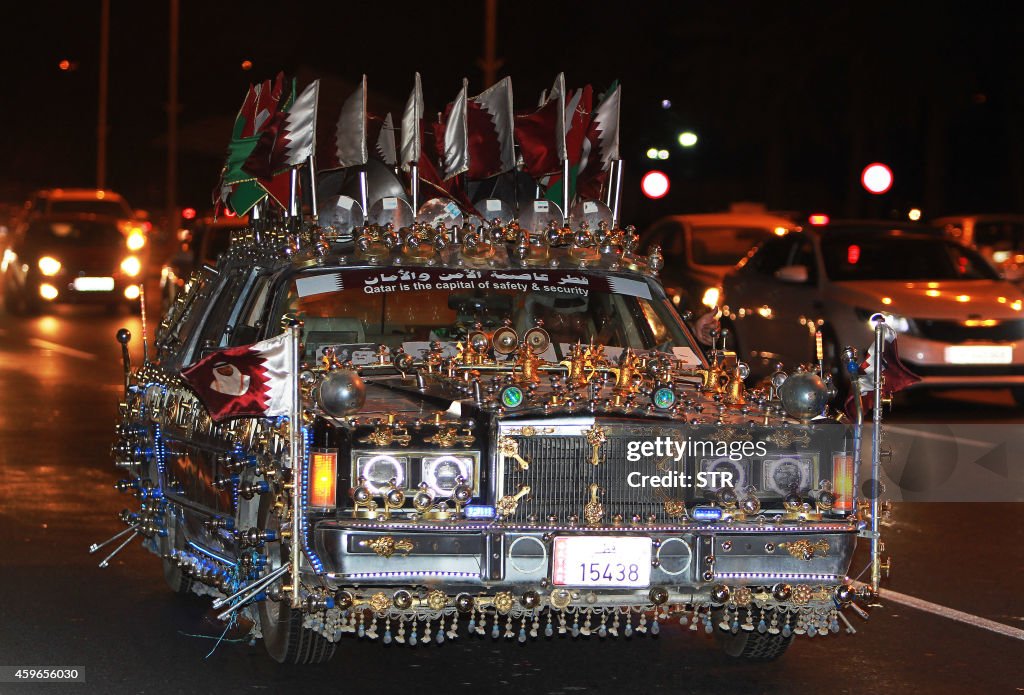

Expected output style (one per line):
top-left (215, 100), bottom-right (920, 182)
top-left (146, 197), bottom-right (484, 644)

top-left (2, 1), bottom-right (1022, 228)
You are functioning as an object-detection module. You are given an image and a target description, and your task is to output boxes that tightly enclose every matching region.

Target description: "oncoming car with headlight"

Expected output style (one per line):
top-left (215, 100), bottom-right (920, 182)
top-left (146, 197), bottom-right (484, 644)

top-left (1, 215), bottom-right (145, 313)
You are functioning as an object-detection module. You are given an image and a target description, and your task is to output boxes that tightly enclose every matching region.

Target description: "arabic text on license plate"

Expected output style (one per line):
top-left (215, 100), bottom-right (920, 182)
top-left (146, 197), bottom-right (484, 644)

top-left (551, 536), bottom-right (652, 587)
top-left (72, 277), bottom-right (115, 292)
top-left (944, 345), bottom-right (1012, 364)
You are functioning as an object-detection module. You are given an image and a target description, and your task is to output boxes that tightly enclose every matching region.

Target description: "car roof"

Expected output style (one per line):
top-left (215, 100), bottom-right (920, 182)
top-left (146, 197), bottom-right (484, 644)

top-left (648, 212), bottom-right (798, 229)
top-left (801, 219), bottom-right (947, 239)
top-left (33, 188), bottom-right (127, 202)
top-left (932, 213), bottom-right (1024, 224)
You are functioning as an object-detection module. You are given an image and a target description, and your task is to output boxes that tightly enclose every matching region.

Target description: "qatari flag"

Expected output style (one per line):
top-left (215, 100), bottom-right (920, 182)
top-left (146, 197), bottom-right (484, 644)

top-left (844, 324), bottom-right (921, 416)
top-left (466, 76), bottom-right (515, 179)
top-left (181, 332), bottom-right (293, 422)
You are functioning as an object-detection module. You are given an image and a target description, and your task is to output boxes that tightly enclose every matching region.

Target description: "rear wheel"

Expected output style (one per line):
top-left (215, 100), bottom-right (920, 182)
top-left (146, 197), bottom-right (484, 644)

top-left (256, 493), bottom-right (336, 664)
top-left (719, 628), bottom-right (794, 660)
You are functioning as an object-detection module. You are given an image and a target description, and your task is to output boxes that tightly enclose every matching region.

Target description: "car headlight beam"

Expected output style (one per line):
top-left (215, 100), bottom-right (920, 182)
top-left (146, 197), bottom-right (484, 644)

top-left (38, 256), bottom-right (62, 276)
top-left (126, 231), bottom-right (146, 251)
top-left (120, 256), bottom-right (142, 277)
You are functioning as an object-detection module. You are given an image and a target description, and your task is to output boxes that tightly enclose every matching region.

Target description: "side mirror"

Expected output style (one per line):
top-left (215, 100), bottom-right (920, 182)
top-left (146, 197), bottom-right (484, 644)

top-left (775, 264), bottom-right (809, 284)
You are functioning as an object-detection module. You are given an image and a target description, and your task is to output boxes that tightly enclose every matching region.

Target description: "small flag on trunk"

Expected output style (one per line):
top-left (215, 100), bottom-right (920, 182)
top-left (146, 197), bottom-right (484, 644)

top-left (181, 332), bottom-right (293, 422)
top-left (844, 324), bottom-right (921, 415)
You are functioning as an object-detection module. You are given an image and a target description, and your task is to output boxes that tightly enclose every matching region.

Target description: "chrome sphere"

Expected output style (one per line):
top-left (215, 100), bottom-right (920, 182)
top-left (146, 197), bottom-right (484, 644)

top-left (316, 369), bottom-right (366, 417)
top-left (392, 590), bottom-right (414, 610)
top-left (710, 584), bottom-right (730, 604)
top-left (778, 369), bottom-right (830, 421)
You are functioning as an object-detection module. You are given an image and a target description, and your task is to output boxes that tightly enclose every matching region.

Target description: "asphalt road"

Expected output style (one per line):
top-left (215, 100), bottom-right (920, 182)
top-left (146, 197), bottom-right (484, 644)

top-left (0, 305), bottom-right (1021, 694)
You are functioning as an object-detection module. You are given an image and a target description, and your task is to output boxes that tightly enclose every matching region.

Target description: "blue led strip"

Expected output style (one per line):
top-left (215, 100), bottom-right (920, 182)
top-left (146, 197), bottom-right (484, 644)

top-left (301, 425), bottom-right (326, 574)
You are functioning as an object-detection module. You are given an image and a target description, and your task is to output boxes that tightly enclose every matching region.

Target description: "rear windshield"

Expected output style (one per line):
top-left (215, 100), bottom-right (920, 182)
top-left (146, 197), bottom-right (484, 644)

top-left (690, 226), bottom-right (775, 265)
top-left (27, 220), bottom-right (122, 246)
top-left (821, 235), bottom-right (1000, 281)
top-left (974, 221), bottom-right (1024, 249)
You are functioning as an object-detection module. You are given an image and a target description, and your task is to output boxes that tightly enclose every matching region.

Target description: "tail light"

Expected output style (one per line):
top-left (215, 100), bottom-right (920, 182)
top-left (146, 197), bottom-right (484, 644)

top-left (832, 453), bottom-right (855, 513)
top-left (309, 450), bottom-right (338, 508)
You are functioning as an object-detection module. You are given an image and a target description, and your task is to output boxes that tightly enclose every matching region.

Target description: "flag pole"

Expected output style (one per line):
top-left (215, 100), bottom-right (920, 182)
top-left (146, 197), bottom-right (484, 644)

top-left (289, 321), bottom-right (303, 609)
top-left (308, 155), bottom-right (319, 220)
top-left (562, 158), bottom-right (570, 221)
top-left (289, 168), bottom-right (300, 219)
top-left (411, 163), bottom-right (419, 214)
top-left (605, 159), bottom-right (617, 208)
top-left (359, 169), bottom-right (369, 217)
top-left (870, 319), bottom-right (885, 593)
top-left (611, 160), bottom-right (624, 227)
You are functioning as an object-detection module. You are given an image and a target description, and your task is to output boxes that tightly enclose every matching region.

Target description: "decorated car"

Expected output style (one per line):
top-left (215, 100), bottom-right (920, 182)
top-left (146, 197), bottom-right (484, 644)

top-left (97, 73), bottom-right (890, 664)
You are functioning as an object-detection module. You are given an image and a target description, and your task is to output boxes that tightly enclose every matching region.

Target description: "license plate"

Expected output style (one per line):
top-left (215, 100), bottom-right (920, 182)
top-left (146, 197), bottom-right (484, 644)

top-left (72, 277), bottom-right (115, 292)
top-left (551, 536), bottom-right (652, 587)
top-left (944, 345), bottom-right (1012, 364)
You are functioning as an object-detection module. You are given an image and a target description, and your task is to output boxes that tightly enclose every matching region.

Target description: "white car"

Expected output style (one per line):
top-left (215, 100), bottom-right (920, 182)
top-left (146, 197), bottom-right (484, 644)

top-left (720, 220), bottom-right (1024, 403)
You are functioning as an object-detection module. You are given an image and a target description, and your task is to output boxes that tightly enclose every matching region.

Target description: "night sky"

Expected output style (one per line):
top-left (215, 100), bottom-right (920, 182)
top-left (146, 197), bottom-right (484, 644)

top-left (2, 1), bottom-right (1021, 228)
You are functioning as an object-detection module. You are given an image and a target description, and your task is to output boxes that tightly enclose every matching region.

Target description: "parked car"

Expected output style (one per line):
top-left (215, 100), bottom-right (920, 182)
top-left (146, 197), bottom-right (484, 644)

top-left (1, 215), bottom-right (145, 313)
top-left (932, 214), bottom-right (1024, 282)
top-left (720, 220), bottom-right (1024, 403)
top-left (159, 213), bottom-right (246, 310)
top-left (639, 210), bottom-right (799, 313)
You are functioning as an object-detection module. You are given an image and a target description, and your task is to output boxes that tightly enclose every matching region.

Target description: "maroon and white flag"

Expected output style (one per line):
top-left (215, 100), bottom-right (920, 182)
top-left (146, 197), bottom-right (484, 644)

top-left (577, 81), bottom-right (620, 200)
top-left (466, 76), bottom-right (515, 179)
top-left (845, 323), bottom-right (921, 415)
top-left (181, 332), bottom-right (293, 422)
top-left (514, 73), bottom-right (566, 177)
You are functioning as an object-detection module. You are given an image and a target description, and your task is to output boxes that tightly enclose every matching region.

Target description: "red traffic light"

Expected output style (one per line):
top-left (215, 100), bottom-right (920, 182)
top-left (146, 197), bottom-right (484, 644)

top-left (181, 207), bottom-right (197, 220)
top-left (641, 171), bottom-right (670, 199)
top-left (861, 163), bottom-right (893, 194)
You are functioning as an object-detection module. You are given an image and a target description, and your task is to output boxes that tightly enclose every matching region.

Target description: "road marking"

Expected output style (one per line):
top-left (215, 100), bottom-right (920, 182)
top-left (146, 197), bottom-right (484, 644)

top-left (885, 424), bottom-right (991, 449)
top-left (27, 338), bottom-right (97, 361)
top-left (877, 586), bottom-right (1024, 641)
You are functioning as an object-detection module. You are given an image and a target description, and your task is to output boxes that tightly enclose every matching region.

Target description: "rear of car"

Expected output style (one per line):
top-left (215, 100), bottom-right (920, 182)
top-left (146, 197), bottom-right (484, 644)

top-left (1, 216), bottom-right (145, 313)
top-left (640, 212), bottom-right (797, 312)
top-left (933, 214), bottom-right (1024, 283)
top-left (722, 221), bottom-right (1024, 401)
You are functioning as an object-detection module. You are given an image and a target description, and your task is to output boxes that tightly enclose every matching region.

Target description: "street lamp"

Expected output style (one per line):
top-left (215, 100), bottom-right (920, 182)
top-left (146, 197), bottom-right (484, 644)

top-left (677, 131), bottom-right (698, 147)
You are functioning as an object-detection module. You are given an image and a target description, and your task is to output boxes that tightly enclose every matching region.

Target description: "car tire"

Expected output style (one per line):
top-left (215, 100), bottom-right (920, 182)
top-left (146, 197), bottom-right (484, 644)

top-left (719, 626), bottom-right (794, 661)
top-left (256, 493), bottom-right (336, 664)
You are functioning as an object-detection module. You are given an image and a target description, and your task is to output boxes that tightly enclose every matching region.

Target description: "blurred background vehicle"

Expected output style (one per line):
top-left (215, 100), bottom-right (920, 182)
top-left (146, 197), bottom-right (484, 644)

top-left (21, 188), bottom-right (155, 272)
top-left (639, 204), bottom-right (798, 313)
top-left (719, 220), bottom-right (1024, 404)
top-left (159, 213), bottom-right (246, 310)
top-left (1, 215), bottom-right (145, 314)
top-left (932, 214), bottom-right (1024, 283)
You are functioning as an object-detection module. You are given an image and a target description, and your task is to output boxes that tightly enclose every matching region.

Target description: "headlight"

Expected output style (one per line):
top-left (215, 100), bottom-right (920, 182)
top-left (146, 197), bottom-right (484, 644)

top-left (701, 286), bottom-right (721, 308)
top-left (421, 455), bottom-right (475, 496)
top-left (126, 230), bottom-right (146, 251)
top-left (120, 256), bottom-right (142, 277)
top-left (356, 454), bottom-right (408, 494)
top-left (38, 256), bottom-right (61, 276)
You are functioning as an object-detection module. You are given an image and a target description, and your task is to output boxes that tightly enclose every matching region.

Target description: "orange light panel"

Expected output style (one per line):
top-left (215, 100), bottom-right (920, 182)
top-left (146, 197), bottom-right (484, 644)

top-left (309, 451), bottom-right (338, 508)
top-left (832, 453), bottom-right (855, 512)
